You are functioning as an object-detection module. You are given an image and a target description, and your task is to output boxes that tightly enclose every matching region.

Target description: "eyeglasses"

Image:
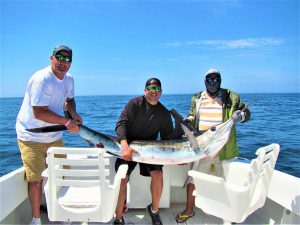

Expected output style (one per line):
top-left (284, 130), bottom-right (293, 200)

top-left (206, 77), bottom-right (221, 83)
top-left (146, 86), bottom-right (161, 92)
top-left (55, 54), bottom-right (72, 63)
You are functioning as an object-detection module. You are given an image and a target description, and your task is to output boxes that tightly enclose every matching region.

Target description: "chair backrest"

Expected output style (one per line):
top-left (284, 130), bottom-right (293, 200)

top-left (44, 147), bottom-right (127, 223)
top-left (189, 143), bottom-right (280, 223)
top-left (247, 143), bottom-right (280, 209)
top-left (47, 147), bottom-right (109, 188)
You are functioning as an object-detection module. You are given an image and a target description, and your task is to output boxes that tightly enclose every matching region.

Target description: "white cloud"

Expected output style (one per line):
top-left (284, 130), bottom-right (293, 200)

top-left (166, 38), bottom-right (284, 49)
top-left (165, 41), bottom-right (183, 47)
top-left (167, 55), bottom-right (208, 61)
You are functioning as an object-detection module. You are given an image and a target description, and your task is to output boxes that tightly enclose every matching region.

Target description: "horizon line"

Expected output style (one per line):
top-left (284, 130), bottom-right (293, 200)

top-left (1, 92), bottom-right (300, 99)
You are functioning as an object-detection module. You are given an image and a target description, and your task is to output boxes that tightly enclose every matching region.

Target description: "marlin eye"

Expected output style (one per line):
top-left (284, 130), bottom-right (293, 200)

top-left (96, 143), bottom-right (104, 148)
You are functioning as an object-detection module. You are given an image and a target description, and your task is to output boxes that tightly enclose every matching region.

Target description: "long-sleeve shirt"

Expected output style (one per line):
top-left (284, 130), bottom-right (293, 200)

top-left (115, 96), bottom-right (173, 142)
top-left (187, 88), bottom-right (251, 160)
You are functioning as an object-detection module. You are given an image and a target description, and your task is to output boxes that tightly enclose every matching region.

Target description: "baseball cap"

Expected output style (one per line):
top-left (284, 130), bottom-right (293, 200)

top-left (52, 45), bottom-right (72, 58)
top-left (145, 78), bottom-right (161, 87)
top-left (205, 68), bottom-right (221, 77)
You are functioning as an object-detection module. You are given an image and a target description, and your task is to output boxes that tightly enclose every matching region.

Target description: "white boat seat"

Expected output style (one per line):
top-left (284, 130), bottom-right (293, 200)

top-left (42, 147), bottom-right (128, 223)
top-left (57, 186), bottom-right (100, 208)
top-left (189, 143), bottom-right (280, 224)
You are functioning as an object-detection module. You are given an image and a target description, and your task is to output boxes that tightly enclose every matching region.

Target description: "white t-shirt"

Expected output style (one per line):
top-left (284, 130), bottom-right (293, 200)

top-left (16, 66), bottom-right (74, 143)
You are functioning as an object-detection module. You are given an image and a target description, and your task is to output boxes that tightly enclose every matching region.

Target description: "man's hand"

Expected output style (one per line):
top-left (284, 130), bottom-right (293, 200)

top-left (232, 110), bottom-right (245, 123)
top-left (70, 112), bottom-right (82, 124)
top-left (183, 118), bottom-right (192, 124)
top-left (121, 145), bottom-right (139, 161)
top-left (65, 119), bottom-right (80, 133)
top-left (66, 112), bottom-right (82, 134)
top-left (33, 106), bottom-right (81, 133)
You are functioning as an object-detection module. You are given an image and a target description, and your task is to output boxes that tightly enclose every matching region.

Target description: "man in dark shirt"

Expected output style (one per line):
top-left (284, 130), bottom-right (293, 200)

top-left (113, 78), bottom-right (173, 225)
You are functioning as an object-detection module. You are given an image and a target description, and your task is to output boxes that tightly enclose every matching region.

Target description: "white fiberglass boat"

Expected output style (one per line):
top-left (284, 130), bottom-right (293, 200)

top-left (0, 144), bottom-right (299, 225)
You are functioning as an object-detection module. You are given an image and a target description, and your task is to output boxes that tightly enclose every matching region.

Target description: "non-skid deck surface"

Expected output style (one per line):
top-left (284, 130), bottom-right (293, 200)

top-left (41, 203), bottom-right (265, 225)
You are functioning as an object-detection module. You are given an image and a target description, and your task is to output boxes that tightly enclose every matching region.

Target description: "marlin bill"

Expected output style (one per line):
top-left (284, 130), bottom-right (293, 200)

top-left (26, 110), bottom-right (234, 165)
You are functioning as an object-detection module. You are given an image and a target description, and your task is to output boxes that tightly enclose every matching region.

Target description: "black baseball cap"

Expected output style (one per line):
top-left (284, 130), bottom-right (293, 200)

top-left (52, 45), bottom-right (72, 58)
top-left (145, 78), bottom-right (161, 88)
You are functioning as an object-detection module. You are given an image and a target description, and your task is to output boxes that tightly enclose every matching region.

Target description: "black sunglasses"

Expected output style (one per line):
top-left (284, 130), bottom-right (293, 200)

top-left (206, 77), bottom-right (221, 83)
top-left (146, 86), bottom-right (161, 92)
top-left (55, 54), bottom-right (72, 62)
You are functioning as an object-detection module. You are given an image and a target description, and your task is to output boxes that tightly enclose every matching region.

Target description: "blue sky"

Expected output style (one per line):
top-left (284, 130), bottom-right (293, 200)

top-left (1, 0), bottom-right (299, 97)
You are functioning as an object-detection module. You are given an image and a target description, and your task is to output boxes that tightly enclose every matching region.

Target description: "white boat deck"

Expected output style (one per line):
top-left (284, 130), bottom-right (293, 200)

top-left (1, 154), bottom-right (299, 225)
top-left (41, 203), bottom-right (266, 225)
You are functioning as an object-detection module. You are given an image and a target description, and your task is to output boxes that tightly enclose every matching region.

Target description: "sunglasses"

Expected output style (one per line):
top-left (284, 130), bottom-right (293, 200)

top-left (146, 86), bottom-right (161, 92)
top-left (55, 54), bottom-right (72, 63)
top-left (206, 77), bottom-right (221, 83)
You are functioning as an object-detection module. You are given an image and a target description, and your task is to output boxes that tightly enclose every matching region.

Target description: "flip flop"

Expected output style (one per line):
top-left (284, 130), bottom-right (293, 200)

top-left (175, 211), bottom-right (195, 223)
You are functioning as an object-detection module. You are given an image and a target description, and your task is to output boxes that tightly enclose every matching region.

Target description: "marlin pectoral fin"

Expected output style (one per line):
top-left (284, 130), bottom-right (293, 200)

top-left (183, 176), bottom-right (193, 188)
top-left (183, 160), bottom-right (200, 188)
top-left (106, 151), bottom-right (122, 158)
top-left (84, 139), bottom-right (96, 147)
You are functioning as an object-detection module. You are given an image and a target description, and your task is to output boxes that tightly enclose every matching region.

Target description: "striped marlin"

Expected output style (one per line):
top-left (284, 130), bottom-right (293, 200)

top-left (26, 109), bottom-right (234, 165)
top-left (79, 120), bottom-right (233, 165)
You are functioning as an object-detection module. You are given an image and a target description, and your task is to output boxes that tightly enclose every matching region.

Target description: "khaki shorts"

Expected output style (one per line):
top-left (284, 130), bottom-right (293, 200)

top-left (18, 139), bottom-right (64, 182)
top-left (190, 156), bottom-right (223, 184)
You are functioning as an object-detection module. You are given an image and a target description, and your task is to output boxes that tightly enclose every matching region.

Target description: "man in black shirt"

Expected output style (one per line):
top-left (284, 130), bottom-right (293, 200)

top-left (114, 78), bottom-right (173, 225)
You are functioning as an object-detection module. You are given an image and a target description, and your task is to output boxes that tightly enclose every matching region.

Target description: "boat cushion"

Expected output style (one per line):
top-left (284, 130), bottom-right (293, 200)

top-left (58, 186), bottom-right (101, 208)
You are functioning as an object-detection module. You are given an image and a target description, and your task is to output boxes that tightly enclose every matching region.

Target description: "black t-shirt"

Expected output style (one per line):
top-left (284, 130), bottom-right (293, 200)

top-left (115, 96), bottom-right (173, 142)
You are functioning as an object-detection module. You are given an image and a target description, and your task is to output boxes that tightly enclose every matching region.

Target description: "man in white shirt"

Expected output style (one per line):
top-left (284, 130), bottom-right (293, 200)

top-left (16, 45), bottom-right (82, 225)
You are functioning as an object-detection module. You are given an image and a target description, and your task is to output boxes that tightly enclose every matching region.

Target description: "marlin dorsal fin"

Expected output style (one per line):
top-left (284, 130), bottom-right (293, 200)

top-left (170, 109), bottom-right (198, 133)
top-left (170, 109), bottom-right (199, 151)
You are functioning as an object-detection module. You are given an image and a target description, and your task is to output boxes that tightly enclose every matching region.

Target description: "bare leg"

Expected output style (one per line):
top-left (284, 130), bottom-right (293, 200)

top-left (182, 183), bottom-right (195, 215)
top-left (149, 171), bottom-right (163, 211)
top-left (28, 181), bottom-right (43, 218)
top-left (115, 176), bottom-right (129, 220)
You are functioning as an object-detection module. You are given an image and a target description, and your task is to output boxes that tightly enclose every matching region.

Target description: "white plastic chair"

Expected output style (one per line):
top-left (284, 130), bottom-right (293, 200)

top-left (42, 147), bottom-right (128, 223)
top-left (189, 143), bottom-right (280, 224)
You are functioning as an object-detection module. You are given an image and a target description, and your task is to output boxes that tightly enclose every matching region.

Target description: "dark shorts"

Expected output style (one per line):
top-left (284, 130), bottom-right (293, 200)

top-left (115, 158), bottom-right (163, 177)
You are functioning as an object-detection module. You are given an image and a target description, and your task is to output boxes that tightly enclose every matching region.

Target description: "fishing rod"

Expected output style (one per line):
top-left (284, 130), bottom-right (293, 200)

top-left (241, 96), bottom-right (260, 112)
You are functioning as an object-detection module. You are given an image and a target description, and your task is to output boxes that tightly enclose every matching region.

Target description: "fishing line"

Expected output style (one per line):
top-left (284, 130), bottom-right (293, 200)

top-left (241, 96), bottom-right (260, 111)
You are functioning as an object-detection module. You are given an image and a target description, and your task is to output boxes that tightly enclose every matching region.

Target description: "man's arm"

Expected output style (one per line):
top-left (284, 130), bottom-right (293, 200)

top-left (32, 105), bottom-right (79, 133)
top-left (115, 100), bottom-right (139, 160)
top-left (65, 98), bottom-right (82, 124)
top-left (160, 112), bottom-right (175, 140)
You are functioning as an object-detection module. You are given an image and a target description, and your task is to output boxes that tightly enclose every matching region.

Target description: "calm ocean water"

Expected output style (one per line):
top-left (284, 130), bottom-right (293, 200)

top-left (0, 94), bottom-right (299, 177)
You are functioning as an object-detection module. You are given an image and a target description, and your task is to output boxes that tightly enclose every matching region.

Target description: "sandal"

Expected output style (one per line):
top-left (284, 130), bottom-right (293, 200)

top-left (175, 211), bottom-right (195, 223)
